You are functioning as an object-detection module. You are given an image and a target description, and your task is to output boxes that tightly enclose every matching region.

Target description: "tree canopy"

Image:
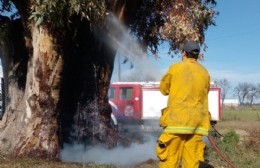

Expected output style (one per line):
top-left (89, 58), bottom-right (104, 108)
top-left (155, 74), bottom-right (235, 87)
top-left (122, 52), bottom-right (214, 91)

top-left (1, 0), bottom-right (217, 54)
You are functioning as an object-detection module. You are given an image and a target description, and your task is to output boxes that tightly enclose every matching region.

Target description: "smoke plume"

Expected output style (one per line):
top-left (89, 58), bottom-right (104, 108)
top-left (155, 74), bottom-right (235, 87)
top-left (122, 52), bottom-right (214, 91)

top-left (60, 135), bottom-right (158, 166)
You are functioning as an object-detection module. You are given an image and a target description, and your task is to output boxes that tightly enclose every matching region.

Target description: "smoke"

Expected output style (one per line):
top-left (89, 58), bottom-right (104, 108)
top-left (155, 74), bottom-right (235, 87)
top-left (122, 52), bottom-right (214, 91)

top-left (106, 14), bottom-right (163, 82)
top-left (60, 135), bottom-right (158, 166)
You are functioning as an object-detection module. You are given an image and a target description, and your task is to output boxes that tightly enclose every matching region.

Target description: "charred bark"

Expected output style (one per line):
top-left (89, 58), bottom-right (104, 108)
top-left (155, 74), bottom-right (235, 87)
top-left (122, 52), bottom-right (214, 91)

top-left (58, 18), bottom-right (117, 148)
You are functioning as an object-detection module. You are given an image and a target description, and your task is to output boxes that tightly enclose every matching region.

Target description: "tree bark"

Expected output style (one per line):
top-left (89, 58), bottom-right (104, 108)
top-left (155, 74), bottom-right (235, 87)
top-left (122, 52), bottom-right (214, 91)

top-left (0, 19), bottom-right (29, 155)
top-left (12, 26), bottom-right (63, 158)
top-left (0, 22), bottom-right (63, 158)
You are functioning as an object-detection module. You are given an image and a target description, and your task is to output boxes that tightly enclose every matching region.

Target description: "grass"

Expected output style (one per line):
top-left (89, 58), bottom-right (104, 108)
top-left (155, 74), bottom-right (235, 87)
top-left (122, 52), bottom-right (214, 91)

top-left (205, 106), bottom-right (260, 168)
top-left (221, 106), bottom-right (260, 121)
top-left (206, 129), bottom-right (260, 168)
top-left (0, 156), bottom-right (118, 168)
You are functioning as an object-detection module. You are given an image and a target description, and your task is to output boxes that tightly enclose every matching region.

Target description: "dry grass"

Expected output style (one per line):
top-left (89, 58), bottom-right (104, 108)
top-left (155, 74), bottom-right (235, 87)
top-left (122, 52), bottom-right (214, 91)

top-left (205, 106), bottom-right (260, 168)
top-left (0, 157), bottom-right (92, 168)
top-left (0, 156), bottom-right (158, 168)
top-left (205, 128), bottom-right (260, 168)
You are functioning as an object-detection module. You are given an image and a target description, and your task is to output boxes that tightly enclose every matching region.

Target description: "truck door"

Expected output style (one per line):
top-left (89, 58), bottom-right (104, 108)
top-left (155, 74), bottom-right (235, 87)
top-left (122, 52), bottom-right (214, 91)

top-left (109, 83), bottom-right (142, 123)
top-left (119, 87), bottom-right (134, 117)
top-left (117, 85), bottom-right (142, 120)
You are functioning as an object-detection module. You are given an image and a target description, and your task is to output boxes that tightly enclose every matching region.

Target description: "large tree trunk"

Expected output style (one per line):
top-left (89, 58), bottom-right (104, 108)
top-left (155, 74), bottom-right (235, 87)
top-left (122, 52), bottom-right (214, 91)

top-left (0, 22), bottom-right (63, 158)
top-left (0, 17), bottom-right (117, 158)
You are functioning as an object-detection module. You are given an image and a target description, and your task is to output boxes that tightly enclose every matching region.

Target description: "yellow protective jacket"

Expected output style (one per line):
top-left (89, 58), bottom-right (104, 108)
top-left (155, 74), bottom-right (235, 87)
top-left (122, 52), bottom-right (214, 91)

top-left (160, 57), bottom-right (211, 136)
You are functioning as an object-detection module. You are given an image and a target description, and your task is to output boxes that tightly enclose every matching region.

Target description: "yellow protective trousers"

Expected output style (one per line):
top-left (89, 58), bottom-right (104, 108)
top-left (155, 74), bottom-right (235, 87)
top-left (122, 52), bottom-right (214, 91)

top-left (156, 132), bottom-right (205, 168)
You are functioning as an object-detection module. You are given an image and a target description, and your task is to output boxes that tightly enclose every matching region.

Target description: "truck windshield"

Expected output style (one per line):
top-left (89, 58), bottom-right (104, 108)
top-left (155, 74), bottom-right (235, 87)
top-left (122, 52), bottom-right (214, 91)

top-left (120, 87), bottom-right (133, 100)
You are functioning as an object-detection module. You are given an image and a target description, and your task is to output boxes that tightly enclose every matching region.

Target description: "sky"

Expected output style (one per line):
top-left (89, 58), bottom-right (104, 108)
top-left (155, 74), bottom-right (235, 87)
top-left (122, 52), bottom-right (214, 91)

top-left (111, 0), bottom-right (260, 88)
top-left (203, 0), bottom-right (260, 85)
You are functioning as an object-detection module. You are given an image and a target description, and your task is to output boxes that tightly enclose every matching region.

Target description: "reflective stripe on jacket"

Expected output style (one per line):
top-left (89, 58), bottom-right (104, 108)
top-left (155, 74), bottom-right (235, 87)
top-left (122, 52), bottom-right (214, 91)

top-left (160, 57), bottom-right (211, 136)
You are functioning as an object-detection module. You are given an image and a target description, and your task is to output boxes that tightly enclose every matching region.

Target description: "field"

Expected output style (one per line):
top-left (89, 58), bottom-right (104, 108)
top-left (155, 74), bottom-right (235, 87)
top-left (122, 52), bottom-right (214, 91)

top-left (0, 106), bottom-right (259, 168)
top-left (206, 106), bottom-right (260, 168)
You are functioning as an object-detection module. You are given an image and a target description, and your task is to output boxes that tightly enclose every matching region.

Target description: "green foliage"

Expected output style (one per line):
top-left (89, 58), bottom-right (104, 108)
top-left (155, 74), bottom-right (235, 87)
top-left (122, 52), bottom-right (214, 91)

top-left (216, 129), bottom-right (240, 163)
top-left (69, 0), bottom-right (105, 23)
top-left (121, 0), bottom-right (218, 55)
top-left (160, 0), bottom-right (218, 52)
top-left (29, 0), bottom-right (106, 28)
top-left (222, 130), bottom-right (239, 144)
top-left (29, 0), bottom-right (66, 27)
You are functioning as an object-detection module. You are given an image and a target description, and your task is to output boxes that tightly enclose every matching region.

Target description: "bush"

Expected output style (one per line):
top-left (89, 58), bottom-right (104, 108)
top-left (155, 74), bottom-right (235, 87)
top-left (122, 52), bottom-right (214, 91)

top-left (220, 130), bottom-right (239, 154)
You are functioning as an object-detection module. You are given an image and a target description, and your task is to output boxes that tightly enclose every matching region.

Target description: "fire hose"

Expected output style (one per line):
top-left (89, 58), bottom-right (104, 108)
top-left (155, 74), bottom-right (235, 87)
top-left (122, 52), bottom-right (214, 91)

top-left (208, 124), bottom-right (238, 168)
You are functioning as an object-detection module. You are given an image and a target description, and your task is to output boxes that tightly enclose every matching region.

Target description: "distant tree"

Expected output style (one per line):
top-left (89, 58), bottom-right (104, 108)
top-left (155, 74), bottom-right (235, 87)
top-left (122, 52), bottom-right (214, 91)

top-left (257, 83), bottom-right (260, 103)
top-left (246, 83), bottom-right (260, 106)
top-left (233, 82), bottom-right (251, 105)
top-left (246, 85), bottom-right (256, 105)
top-left (215, 78), bottom-right (231, 106)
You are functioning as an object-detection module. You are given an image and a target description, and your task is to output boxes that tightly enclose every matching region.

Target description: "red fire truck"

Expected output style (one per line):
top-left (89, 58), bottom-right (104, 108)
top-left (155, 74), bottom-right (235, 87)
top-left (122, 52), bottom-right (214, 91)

top-left (109, 82), bottom-right (221, 128)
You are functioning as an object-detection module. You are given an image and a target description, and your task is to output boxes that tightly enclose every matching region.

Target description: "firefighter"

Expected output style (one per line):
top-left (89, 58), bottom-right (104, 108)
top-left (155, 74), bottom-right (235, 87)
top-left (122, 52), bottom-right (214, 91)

top-left (156, 41), bottom-right (211, 168)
